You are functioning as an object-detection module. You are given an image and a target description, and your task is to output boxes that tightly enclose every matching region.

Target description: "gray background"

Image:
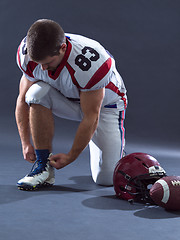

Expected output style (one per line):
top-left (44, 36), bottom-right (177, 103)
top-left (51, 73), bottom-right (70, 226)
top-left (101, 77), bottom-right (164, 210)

top-left (0, 1), bottom-right (180, 240)
top-left (0, 0), bottom-right (180, 147)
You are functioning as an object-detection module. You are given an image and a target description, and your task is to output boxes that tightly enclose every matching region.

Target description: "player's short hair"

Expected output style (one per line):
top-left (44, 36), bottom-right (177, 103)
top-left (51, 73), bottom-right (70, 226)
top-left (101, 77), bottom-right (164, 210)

top-left (27, 19), bottom-right (65, 61)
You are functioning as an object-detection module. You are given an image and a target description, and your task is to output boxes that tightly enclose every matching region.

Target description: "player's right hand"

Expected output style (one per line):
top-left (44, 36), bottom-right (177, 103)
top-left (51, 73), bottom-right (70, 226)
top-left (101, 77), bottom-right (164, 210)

top-left (22, 144), bottom-right (36, 163)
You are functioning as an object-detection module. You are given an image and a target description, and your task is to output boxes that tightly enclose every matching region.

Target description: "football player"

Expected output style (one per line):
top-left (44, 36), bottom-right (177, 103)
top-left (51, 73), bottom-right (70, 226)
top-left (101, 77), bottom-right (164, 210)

top-left (15, 19), bottom-right (127, 190)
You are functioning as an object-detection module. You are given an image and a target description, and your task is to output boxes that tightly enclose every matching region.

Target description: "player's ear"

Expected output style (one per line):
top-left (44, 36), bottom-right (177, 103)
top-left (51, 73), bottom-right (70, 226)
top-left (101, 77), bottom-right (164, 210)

top-left (59, 43), bottom-right (67, 54)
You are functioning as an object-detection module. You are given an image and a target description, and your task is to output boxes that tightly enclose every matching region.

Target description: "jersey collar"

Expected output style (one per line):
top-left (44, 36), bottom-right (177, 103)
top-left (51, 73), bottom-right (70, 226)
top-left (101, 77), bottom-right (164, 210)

top-left (48, 37), bottom-right (72, 80)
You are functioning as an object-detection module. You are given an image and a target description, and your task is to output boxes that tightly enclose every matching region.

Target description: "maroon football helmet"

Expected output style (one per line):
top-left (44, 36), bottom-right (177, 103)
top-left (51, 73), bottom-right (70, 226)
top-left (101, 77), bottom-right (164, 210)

top-left (113, 152), bottom-right (166, 203)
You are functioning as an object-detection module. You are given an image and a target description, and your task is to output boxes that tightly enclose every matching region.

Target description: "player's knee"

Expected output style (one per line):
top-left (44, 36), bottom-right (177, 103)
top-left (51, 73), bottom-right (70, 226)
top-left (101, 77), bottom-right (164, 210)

top-left (25, 81), bottom-right (52, 108)
top-left (92, 170), bottom-right (113, 186)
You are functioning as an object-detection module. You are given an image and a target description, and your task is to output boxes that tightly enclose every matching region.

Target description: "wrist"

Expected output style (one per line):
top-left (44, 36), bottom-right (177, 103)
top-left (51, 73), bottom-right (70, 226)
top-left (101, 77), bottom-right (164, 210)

top-left (67, 150), bottom-right (78, 163)
top-left (22, 141), bottom-right (32, 148)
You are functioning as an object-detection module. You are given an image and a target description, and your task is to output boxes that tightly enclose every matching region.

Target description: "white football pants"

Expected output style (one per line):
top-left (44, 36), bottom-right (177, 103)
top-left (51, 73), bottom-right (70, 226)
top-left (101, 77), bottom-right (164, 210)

top-left (25, 81), bottom-right (125, 186)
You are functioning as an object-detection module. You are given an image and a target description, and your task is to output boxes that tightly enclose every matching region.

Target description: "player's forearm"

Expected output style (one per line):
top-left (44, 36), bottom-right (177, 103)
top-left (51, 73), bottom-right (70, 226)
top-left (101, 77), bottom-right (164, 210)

top-left (68, 115), bottom-right (98, 161)
top-left (15, 97), bottom-right (31, 146)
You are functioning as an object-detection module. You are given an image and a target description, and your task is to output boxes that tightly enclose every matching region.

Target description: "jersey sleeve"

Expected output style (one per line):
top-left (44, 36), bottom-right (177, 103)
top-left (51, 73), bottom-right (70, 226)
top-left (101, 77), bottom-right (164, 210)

top-left (16, 37), bottom-right (38, 82)
top-left (79, 57), bottom-right (113, 92)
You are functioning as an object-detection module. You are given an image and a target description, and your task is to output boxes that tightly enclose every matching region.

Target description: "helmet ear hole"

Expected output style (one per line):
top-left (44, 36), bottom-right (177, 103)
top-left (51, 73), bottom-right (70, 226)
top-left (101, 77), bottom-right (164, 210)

top-left (119, 186), bottom-right (125, 191)
top-left (155, 165), bottom-right (160, 169)
top-left (147, 184), bottom-right (153, 190)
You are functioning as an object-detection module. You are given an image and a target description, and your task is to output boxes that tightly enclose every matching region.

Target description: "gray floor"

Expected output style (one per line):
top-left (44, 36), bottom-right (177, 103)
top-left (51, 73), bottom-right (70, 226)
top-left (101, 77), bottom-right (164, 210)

top-left (0, 117), bottom-right (180, 240)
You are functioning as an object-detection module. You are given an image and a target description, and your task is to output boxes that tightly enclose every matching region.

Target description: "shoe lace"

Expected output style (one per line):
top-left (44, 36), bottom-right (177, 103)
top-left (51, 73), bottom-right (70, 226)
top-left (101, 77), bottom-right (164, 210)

top-left (28, 159), bottom-right (48, 177)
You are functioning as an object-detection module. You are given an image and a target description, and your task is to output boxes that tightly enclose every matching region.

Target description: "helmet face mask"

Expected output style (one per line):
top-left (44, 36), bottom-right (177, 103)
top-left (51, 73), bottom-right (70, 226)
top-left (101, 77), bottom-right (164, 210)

top-left (113, 153), bottom-right (166, 203)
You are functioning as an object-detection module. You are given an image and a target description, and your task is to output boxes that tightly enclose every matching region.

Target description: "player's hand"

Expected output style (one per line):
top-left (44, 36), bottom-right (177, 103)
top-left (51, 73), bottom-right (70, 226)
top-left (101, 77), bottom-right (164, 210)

top-left (49, 153), bottom-right (73, 169)
top-left (22, 144), bottom-right (36, 163)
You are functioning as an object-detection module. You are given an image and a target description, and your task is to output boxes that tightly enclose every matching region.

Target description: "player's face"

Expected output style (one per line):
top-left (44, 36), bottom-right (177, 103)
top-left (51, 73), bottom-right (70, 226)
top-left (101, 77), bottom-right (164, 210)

top-left (38, 43), bottom-right (67, 71)
top-left (39, 55), bottom-right (62, 71)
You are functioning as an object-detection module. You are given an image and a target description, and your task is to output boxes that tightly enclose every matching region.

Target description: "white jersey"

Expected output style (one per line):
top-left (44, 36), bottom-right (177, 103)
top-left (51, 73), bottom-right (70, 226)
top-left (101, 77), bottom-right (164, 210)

top-left (17, 33), bottom-right (127, 109)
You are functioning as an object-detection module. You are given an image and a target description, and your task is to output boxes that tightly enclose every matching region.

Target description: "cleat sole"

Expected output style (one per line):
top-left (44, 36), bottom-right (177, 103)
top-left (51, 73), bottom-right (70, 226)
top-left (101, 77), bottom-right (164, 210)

top-left (17, 182), bottom-right (54, 191)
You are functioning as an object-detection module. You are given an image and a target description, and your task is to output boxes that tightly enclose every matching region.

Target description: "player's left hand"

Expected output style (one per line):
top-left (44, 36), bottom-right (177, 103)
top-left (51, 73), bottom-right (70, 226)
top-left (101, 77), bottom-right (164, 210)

top-left (49, 153), bottom-right (73, 169)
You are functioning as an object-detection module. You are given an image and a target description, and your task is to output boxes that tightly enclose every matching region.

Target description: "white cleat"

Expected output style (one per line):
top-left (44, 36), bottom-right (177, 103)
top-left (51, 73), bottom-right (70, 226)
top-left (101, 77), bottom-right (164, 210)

top-left (17, 159), bottom-right (55, 191)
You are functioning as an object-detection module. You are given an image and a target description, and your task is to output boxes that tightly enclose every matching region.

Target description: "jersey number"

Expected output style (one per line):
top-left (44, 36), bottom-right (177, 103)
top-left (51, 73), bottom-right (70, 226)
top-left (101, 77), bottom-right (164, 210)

top-left (75, 46), bottom-right (100, 71)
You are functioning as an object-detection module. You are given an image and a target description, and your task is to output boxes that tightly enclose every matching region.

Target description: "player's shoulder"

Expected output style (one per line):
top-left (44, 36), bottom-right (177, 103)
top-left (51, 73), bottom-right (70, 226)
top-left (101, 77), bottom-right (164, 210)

top-left (65, 33), bottom-right (97, 43)
top-left (66, 33), bottom-right (110, 66)
top-left (65, 33), bottom-right (113, 90)
top-left (65, 33), bottom-right (104, 51)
